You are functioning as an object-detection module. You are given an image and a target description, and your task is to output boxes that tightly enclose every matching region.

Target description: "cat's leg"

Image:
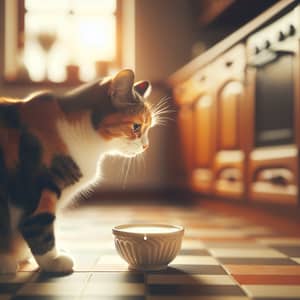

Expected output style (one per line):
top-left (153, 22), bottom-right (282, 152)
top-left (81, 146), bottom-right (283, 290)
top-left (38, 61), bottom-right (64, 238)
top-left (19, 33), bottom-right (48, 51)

top-left (19, 190), bottom-right (73, 273)
top-left (0, 196), bottom-right (18, 274)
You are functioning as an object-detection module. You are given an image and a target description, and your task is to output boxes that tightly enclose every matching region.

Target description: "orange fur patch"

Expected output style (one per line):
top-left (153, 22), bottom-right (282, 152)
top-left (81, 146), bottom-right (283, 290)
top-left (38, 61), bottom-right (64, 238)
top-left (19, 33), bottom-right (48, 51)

top-left (19, 99), bottom-right (68, 166)
top-left (33, 190), bottom-right (57, 215)
top-left (98, 108), bottom-right (152, 140)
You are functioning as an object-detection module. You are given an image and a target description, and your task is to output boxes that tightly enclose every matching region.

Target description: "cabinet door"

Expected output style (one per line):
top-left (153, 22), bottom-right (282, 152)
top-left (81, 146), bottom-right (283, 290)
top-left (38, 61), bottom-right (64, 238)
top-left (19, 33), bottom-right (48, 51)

top-left (194, 95), bottom-right (213, 167)
top-left (218, 81), bottom-right (244, 150)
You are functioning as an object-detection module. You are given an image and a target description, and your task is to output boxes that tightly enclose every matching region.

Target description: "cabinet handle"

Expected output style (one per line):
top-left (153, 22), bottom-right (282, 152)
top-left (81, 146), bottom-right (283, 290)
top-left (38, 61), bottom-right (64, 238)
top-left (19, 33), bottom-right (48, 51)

top-left (269, 175), bottom-right (288, 186)
top-left (225, 61), bottom-right (233, 67)
top-left (227, 176), bottom-right (237, 182)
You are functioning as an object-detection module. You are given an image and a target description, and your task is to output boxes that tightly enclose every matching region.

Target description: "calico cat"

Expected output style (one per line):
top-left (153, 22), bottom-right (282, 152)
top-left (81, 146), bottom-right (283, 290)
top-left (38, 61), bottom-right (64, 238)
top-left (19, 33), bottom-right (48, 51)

top-left (0, 69), bottom-right (154, 274)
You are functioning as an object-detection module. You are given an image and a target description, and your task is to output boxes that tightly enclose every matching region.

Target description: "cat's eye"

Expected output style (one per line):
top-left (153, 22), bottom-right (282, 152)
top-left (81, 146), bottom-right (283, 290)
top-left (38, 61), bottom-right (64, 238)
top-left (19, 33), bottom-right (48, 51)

top-left (132, 123), bottom-right (142, 133)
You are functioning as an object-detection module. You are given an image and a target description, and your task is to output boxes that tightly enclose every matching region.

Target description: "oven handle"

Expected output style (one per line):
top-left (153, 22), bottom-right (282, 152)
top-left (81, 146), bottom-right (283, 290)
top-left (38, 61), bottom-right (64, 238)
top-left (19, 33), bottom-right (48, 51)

top-left (247, 49), bottom-right (295, 68)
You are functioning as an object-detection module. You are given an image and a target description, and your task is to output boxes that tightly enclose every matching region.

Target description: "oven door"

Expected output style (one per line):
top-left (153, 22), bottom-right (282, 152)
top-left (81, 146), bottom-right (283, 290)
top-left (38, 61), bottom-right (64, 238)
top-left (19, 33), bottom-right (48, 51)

top-left (249, 48), bottom-right (295, 147)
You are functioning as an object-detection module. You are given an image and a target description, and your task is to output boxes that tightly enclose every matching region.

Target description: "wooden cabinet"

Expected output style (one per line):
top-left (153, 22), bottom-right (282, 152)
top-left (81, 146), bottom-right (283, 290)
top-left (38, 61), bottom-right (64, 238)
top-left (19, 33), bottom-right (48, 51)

top-left (213, 44), bottom-right (246, 198)
top-left (174, 68), bottom-right (215, 193)
top-left (170, 1), bottom-right (300, 206)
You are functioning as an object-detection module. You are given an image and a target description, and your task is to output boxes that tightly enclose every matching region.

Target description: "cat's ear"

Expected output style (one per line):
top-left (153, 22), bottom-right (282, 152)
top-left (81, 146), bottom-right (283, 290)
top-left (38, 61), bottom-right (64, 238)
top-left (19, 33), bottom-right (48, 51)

top-left (110, 69), bottom-right (135, 109)
top-left (134, 81), bottom-right (152, 98)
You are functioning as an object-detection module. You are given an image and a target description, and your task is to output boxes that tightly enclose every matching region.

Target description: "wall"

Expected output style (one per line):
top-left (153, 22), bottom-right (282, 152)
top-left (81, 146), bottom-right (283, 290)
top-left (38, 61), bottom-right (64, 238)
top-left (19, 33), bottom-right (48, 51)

top-left (134, 0), bottom-right (198, 81)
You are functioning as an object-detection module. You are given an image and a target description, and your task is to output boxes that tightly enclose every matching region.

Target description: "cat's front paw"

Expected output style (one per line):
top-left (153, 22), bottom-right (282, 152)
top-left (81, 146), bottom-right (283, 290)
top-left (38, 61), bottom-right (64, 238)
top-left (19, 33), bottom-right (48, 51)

top-left (0, 255), bottom-right (18, 274)
top-left (40, 253), bottom-right (74, 274)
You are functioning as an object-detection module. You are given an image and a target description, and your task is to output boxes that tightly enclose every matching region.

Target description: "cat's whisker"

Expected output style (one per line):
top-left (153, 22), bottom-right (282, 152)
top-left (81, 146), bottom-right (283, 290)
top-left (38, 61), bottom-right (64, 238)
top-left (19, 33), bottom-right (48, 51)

top-left (150, 97), bottom-right (171, 114)
top-left (154, 117), bottom-right (172, 125)
top-left (151, 103), bottom-right (171, 115)
top-left (155, 116), bottom-right (176, 122)
top-left (152, 96), bottom-right (170, 106)
top-left (153, 110), bottom-right (176, 117)
top-left (136, 155), bottom-right (142, 177)
top-left (134, 156), bottom-right (138, 176)
top-left (122, 157), bottom-right (132, 188)
top-left (152, 111), bottom-right (177, 127)
top-left (156, 96), bottom-right (172, 106)
top-left (120, 157), bottom-right (128, 182)
top-left (152, 103), bottom-right (176, 115)
top-left (140, 153), bottom-right (146, 173)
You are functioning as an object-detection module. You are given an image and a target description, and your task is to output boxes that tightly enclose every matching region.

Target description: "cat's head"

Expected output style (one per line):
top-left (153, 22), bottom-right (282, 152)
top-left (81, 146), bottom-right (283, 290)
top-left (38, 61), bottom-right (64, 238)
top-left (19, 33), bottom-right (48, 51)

top-left (98, 69), bottom-right (153, 158)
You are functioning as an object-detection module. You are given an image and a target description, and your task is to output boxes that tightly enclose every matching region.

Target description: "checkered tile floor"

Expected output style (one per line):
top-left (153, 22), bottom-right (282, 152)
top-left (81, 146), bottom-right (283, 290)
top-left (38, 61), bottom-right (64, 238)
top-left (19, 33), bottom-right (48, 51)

top-left (1, 200), bottom-right (300, 299)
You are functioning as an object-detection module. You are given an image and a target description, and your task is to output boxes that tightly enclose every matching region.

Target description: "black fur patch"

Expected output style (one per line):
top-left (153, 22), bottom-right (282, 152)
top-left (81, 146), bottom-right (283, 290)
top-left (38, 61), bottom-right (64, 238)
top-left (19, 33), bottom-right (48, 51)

top-left (27, 92), bottom-right (55, 103)
top-left (50, 155), bottom-right (82, 186)
top-left (8, 131), bottom-right (82, 212)
top-left (19, 213), bottom-right (55, 255)
top-left (0, 105), bottom-right (21, 129)
top-left (19, 129), bottom-right (43, 169)
top-left (37, 169), bottom-right (62, 198)
top-left (0, 192), bottom-right (12, 252)
top-left (21, 213), bottom-right (55, 228)
top-left (0, 147), bottom-right (7, 184)
top-left (8, 130), bottom-right (43, 212)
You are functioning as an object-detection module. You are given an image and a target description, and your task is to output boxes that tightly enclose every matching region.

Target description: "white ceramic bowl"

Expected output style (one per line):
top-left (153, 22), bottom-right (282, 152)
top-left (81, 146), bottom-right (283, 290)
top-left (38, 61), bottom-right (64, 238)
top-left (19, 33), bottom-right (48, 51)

top-left (112, 224), bottom-right (184, 271)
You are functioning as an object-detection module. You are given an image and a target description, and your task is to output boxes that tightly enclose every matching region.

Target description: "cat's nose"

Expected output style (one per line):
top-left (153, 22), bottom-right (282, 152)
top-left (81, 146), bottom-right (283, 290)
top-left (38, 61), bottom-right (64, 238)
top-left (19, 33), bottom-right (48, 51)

top-left (143, 144), bottom-right (149, 150)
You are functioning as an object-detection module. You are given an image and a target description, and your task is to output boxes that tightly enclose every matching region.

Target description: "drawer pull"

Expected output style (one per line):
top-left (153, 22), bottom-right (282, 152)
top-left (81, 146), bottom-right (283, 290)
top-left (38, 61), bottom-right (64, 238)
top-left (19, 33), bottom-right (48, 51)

top-left (225, 60), bottom-right (233, 67)
top-left (269, 175), bottom-right (288, 186)
top-left (219, 168), bottom-right (241, 182)
top-left (227, 176), bottom-right (237, 182)
top-left (256, 168), bottom-right (294, 186)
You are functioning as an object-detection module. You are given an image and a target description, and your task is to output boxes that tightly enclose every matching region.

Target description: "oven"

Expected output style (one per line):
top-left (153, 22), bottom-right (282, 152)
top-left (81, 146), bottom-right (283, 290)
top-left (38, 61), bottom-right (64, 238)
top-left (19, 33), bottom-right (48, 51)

top-left (246, 6), bottom-right (300, 204)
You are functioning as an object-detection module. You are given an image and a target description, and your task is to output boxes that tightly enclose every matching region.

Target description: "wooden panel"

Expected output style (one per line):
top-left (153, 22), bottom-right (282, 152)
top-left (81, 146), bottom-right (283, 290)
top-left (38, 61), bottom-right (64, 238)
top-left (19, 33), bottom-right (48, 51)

top-left (174, 78), bottom-right (201, 105)
top-left (178, 106), bottom-right (194, 173)
top-left (192, 168), bottom-right (213, 192)
top-left (249, 146), bottom-right (298, 204)
top-left (214, 150), bottom-right (244, 198)
top-left (212, 44), bottom-right (246, 199)
top-left (218, 81), bottom-right (243, 150)
top-left (194, 94), bottom-right (213, 167)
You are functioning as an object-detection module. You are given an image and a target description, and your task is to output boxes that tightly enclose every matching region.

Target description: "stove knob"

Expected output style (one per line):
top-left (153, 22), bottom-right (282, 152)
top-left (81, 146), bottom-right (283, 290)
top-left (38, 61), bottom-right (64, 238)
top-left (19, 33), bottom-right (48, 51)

top-left (288, 24), bottom-right (296, 36)
top-left (254, 46), bottom-right (260, 54)
top-left (264, 40), bottom-right (271, 49)
top-left (277, 30), bottom-right (285, 41)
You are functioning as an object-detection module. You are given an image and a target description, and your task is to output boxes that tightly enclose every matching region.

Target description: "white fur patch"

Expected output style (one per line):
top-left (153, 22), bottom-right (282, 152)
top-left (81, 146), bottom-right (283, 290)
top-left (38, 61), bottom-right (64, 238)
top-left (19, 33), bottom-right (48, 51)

top-left (56, 113), bottom-right (112, 208)
top-left (35, 248), bottom-right (74, 272)
top-left (8, 205), bottom-right (31, 262)
top-left (34, 247), bottom-right (58, 266)
top-left (56, 111), bottom-right (150, 207)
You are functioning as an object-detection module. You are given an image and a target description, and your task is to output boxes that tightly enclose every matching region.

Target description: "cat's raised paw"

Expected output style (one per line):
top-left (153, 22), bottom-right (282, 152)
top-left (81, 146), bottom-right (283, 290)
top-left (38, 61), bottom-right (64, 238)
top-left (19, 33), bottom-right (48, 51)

top-left (0, 255), bottom-right (18, 274)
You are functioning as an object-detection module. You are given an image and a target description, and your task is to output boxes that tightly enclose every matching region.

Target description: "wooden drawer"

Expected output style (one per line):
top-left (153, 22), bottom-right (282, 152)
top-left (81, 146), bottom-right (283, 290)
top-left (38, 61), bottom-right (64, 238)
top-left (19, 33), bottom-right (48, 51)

top-left (249, 146), bottom-right (298, 204)
top-left (214, 150), bottom-right (244, 198)
top-left (192, 168), bottom-right (213, 193)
